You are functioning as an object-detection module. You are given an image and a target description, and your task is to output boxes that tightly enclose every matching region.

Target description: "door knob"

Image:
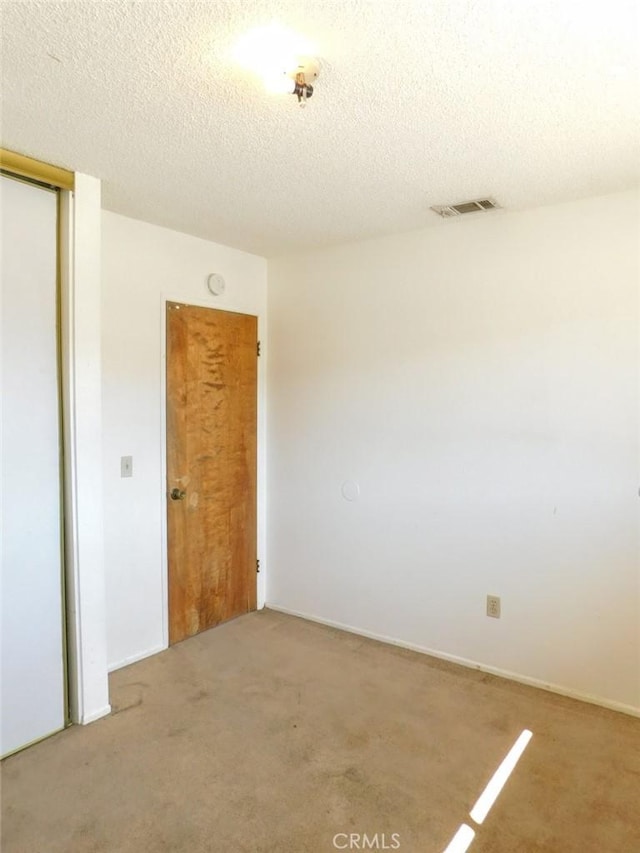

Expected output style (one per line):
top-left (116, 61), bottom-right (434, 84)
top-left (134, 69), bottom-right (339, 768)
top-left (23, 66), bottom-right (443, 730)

top-left (170, 488), bottom-right (186, 501)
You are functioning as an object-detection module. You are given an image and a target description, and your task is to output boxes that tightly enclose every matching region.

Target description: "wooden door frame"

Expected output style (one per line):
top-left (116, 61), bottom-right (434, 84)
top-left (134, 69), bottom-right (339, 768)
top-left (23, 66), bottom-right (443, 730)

top-left (159, 294), bottom-right (266, 650)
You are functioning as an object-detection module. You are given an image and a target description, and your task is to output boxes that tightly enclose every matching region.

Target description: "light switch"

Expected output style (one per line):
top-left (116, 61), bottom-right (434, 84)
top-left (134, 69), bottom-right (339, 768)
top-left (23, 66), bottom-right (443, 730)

top-left (121, 456), bottom-right (133, 478)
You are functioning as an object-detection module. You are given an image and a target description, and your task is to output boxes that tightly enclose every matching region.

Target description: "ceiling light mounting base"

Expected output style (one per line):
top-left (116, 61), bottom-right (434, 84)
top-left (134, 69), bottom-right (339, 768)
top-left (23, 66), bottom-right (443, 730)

top-left (289, 57), bottom-right (319, 107)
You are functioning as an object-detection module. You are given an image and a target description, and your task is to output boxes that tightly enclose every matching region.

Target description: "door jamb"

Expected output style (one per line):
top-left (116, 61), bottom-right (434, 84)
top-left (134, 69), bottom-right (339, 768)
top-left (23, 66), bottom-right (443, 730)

top-left (60, 177), bottom-right (111, 725)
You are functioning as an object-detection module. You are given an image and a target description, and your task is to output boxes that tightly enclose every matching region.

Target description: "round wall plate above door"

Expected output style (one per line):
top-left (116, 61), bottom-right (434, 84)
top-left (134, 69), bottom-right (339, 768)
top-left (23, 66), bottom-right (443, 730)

top-left (207, 273), bottom-right (226, 296)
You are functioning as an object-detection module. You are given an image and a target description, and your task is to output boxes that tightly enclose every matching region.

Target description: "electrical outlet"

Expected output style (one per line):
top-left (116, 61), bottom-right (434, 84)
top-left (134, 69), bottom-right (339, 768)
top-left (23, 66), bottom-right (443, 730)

top-left (487, 595), bottom-right (501, 619)
top-left (120, 456), bottom-right (133, 478)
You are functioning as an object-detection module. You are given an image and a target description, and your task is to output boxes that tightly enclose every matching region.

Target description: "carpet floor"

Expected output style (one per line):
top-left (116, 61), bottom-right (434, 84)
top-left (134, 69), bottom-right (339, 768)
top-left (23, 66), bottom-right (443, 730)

top-left (1, 609), bottom-right (639, 852)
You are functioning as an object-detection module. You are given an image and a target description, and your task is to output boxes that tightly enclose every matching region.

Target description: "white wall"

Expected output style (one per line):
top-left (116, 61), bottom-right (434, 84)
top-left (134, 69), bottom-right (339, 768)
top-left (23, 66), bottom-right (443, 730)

top-left (101, 212), bottom-right (267, 671)
top-left (267, 189), bottom-right (640, 713)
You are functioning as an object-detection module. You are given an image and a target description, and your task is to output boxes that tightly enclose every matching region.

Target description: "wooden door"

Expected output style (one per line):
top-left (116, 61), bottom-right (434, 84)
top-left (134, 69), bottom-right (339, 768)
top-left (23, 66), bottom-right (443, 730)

top-left (166, 303), bottom-right (257, 644)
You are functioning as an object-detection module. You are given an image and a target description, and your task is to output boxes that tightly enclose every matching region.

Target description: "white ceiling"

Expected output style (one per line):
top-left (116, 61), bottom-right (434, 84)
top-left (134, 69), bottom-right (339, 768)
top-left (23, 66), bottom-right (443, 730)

top-left (1, 0), bottom-right (638, 256)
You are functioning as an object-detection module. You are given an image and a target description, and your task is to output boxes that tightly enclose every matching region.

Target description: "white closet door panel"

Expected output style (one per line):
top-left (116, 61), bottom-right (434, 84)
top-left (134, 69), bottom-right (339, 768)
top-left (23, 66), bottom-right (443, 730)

top-left (1, 174), bottom-right (65, 756)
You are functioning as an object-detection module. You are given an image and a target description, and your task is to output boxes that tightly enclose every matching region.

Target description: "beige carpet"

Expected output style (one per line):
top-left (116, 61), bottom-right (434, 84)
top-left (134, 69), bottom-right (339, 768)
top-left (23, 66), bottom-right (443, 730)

top-left (1, 609), bottom-right (639, 852)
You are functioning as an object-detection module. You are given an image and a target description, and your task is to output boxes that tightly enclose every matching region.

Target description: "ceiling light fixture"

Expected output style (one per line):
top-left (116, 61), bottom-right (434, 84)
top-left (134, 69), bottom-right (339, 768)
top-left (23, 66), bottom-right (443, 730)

top-left (268, 57), bottom-right (319, 107)
top-left (233, 23), bottom-right (320, 107)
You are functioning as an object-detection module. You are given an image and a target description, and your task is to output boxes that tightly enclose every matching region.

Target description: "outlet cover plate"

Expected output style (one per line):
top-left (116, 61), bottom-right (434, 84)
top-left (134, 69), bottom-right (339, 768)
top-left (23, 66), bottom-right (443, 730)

top-left (487, 595), bottom-right (501, 618)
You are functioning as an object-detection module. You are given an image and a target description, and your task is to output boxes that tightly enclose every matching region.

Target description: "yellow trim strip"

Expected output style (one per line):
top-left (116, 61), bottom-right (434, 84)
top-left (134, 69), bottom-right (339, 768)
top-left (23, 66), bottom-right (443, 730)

top-left (0, 148), bottom-right (74, 191)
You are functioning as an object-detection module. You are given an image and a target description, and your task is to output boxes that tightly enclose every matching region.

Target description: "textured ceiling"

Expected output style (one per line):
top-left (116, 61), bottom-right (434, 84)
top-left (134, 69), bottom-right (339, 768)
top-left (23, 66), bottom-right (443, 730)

top-left (1, 0), bottom-right (639, 256)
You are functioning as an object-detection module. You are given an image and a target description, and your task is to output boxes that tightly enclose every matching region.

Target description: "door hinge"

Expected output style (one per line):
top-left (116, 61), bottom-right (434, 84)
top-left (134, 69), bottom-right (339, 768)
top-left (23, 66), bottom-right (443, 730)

top-left (256, 559), bottom-right (260, 573)
top-left (257, 340), bottom-right (261, 357)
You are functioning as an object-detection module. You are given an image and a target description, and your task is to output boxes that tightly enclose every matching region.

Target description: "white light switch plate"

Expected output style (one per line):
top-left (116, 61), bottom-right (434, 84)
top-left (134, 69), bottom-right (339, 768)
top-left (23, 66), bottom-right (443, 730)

top-left (121, 456), bottom-right (133, 478)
